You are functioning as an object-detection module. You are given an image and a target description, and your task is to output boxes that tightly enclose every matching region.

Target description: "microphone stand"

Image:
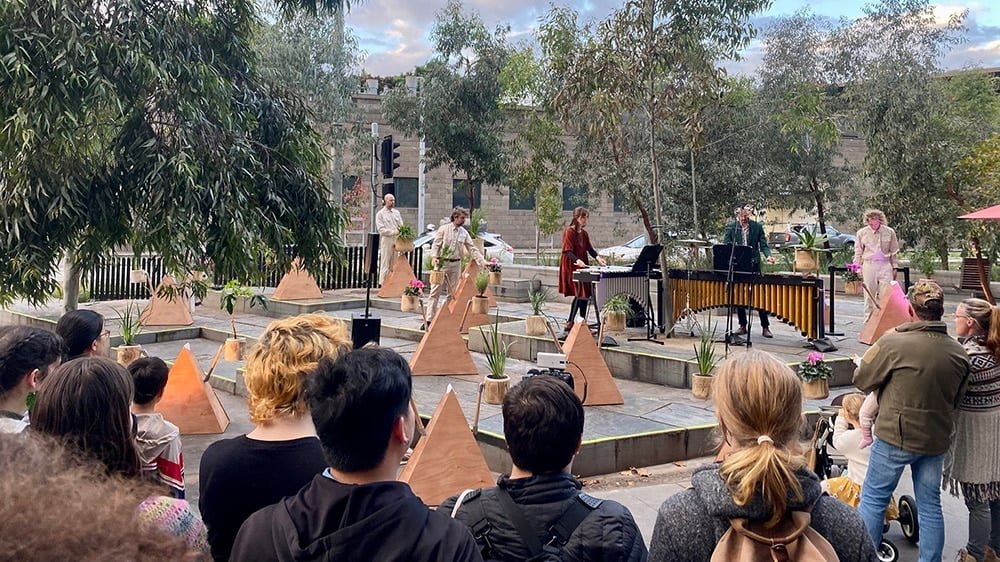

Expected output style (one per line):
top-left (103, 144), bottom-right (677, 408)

top-left (724, 227), bottom-right (740, 357)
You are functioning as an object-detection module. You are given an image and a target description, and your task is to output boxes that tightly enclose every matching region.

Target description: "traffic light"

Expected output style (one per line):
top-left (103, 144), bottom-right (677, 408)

top-left (380, 135), bottom-right (400, 178)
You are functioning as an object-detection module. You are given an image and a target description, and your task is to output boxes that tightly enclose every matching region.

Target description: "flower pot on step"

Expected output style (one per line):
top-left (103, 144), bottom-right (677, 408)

top-left (692, 374), bottom-right (713, 400)
top-left (489, 272), bottom-right (502, 285)
top-left (604, 311), bottom-right (626, 333)
top-left (429, 270), bottom-right (445, 285)
top-left (471, 295), bottom-right (489, 314)
top-left (224, 337), bottom-right (246, 362)
top-left (115, 345), bottom-right (144, 367)
top-left (395, 239), bottom-right (414, 253)
top-left (484, 375), bottom-right (510, 405)
top-left (802, 378), bottom-right (830, 400)
top-left (401, 295), bottom-right (418, 312)
top-left (525, 315), bottom-right (547, 336)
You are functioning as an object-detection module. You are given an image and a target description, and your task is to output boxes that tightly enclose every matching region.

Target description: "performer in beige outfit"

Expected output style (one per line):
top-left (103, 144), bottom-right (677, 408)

top-left (853, 209), bottom-right (900, 320)
top-left (427, 207), bottom-right (487, 325)
top-left (375, 194), bottom-right (403, 284)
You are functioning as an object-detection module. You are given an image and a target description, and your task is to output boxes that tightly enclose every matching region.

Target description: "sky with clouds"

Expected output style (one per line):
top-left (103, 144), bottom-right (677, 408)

top-left (344, 0), bottom-right (1000, 77)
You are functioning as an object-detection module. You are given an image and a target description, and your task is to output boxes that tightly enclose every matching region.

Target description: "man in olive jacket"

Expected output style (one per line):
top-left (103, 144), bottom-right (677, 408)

top-left (853, 279), bottom-right (970, 562)
top-left (722, 205), bottom-right (775, 338)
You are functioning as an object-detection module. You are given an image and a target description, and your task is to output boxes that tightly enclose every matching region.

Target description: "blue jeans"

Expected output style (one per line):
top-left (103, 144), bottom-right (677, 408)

top-left (858, 438), bottom-right (945, 562)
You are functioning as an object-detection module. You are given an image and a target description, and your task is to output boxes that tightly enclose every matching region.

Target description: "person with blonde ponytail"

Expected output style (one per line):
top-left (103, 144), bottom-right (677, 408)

top-left (949, 298), bottom-right (1000, 562)
top-left (648, 350), bottom-right (875, 561)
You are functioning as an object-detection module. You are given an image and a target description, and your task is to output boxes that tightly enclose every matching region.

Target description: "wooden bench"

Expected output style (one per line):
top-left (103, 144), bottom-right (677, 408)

top-left (958, 257), bottom-right (993, 302)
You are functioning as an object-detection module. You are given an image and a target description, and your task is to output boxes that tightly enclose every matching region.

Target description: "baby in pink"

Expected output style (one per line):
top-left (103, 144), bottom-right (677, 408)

top-left (858, 391), bottom-right (879, 449)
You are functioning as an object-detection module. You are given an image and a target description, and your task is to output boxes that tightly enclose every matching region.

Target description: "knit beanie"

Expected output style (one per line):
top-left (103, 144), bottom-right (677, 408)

top-left (138, 495), bottom-right (209, 553)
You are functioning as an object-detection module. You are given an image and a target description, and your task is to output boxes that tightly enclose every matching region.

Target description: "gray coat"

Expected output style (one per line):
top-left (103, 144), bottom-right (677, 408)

top-left (648, 464), bottom-right (877, 562)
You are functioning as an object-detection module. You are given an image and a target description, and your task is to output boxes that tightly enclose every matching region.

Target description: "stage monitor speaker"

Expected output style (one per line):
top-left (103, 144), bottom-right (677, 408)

top-left (351, 312), bottom-right (381, 349)
top-left (810, 337), bottom-right (838, 352)
top-left (363, 233), bottom-right (380, 276)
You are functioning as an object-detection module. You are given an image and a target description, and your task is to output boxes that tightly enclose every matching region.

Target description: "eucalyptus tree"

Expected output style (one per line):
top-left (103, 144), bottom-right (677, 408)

top-left (0, 0), bottom-right (347, 309)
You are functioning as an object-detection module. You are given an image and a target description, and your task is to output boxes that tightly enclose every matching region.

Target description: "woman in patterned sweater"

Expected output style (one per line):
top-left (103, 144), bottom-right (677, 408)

top-left (949, 297), bottom-right (1000, 562)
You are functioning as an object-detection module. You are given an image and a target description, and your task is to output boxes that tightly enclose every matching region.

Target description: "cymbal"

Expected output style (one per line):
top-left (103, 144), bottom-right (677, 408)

top-left (676, 239), bottom-right (712, 246)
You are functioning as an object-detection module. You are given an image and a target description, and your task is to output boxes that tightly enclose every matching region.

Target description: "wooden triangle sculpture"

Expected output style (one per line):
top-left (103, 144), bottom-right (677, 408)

top-left (449, 262), bottom-right (497, 334)
top-left (158, 344), bottom-right (230, 435)
top-left (399, 386), bottom-right (493, 507)
top-left (562, 321), bottom-right (624, 406)
top-left (141, 275), bottom-right (193, 326)
top-left (271, 259), bottom-right (323, 301)
top-left (859, 281), bottom-right (915, 345)
top-left (377, 254), bottom-right (417, 298)
top-left (409, 295), bottom-right (478, 377)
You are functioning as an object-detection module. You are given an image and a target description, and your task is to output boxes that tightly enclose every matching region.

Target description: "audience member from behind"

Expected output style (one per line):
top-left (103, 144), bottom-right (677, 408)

top-left (854, 279), bottom-right (970, 562)
top-left (947, 297), bottom-right (1000, 562)
top-left (199, 313), bottom-right (352, 562)
top-left (130, 356), bottom-right (185, 499)
top-left (0, 434), bottom-right (196, 561)
top-left (55, 309), bottom-right (108, 359)
top-left (441, 375), bottom-right (647, 561)
top-left (0, 326), bottom-right (64, 433)
top-left (31, 357), bottom-right (208, 553)
top-left (230, 347), bottom-right (481, 562)
top-left (648, 350), bottom-right (876, 562)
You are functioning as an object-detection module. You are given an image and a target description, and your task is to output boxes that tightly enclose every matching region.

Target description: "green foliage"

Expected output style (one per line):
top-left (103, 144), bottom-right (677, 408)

top-left (434, 245), bottom-right (454, 270)
top-left (397, 224), bottom-right (416, 241)
top-left (116, 301), bottom-right (143, 346)
top-left (693, 314), bottom-right (717, 376)
top-left (220, 280), bottom-right (267, 339)
top-left (602, 294), bottom-right (631, 316)
top-left (479, 310), bottom-right (513, 379)
top-left (908, 247), bottom-right (938, 278)
top-left (798, 352), bottom-right (832, 382)
top-left (796, 227), bottom-right (829, 251)
top-left (474, 271), bottom-right (490, 295)
top-left (468, 209), bottom-right (486, 238)
top-left (527, 285), bottom-right (549, 316)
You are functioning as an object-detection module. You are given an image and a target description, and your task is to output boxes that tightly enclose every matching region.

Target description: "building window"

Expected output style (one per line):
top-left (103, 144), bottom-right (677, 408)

top-left (393, 177), bottom-right (418, 208)
top-left (613, 194), bottom-right (626, 212)
top-left (509, 188), bottom-right (535, 210)
top-left (452, 179), bottom-right (482, 209)
top-left (562, 183), bottom-right (587, 211)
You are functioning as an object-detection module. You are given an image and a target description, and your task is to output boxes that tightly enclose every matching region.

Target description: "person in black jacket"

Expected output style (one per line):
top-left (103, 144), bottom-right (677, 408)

top-left (440, 375), bottom-right (647, 562)
top-left (229, 348), bottom-right (481, 562)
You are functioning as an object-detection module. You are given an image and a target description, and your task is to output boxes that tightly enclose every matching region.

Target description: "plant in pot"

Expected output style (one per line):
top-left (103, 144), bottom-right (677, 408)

top-left (842, 262), bottom-right (863, 295)
top-left (691, 315), bottom-right (717, 400)
top-left (395, 223), bottom-right (416, 253)
top-left (525, 285), bottom-right (549, 336)
top-left (401, 279), bottom-right (424, 312)
top-left (468, 209), bottom-right (486, 254)
top-left (471, 271), bottom-right (491, 314)
top-left (793, 228), bottom-right (829, 274)
top-left (220, 280), bottom-right (267, 361)
top-left (429, 245), bottom-right (453, 286)
top-left (485, 257), bottom-right (502, 285)
top-left (602, 294), bottom-right (630, 333)
top-left (115, 301), bottom-right (144, 366)
top-left (798, 351), bottom-right (833, 399)
top-left (478, 311), bottom-right (513, 405)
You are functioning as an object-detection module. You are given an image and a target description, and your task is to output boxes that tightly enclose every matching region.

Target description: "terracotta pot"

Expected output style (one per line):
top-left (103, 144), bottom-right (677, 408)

top-left (525, 315), bottom-right (547, 336)
top-left (471, 295), bottom-right (490, 314)
top-left (429, 270), bottom-right (445, 285)
top-left (395, 239), bottom-right (414, 253)
top-left (604, 311), bottom-right (626, 333)
top-left (484, 374), bottom-right (510, 405)
top-left (802, 378), bottom-right (830, 400)
top-left (844, 280), bottom-right (863, 295)
top-left (692, 374), bottom-right (713, 400)
top-left (473, 238), bottom-right (485, 254)
top-left (489, 272), bottom-right (502, 285)
top-left (401, 294), bottom-right (418, 312)
top-left (115, 345), bottom-right (144, 367)
top-left (795, 250), bottom-right (819, 273)
top-left (224, 338), bottom-right (245, 362)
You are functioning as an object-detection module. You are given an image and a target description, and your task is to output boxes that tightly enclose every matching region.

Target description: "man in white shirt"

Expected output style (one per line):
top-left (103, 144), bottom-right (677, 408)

top-left (375, 194), bottom-right (404, 284)
top-left (427, 207), bottom-right (487, 325)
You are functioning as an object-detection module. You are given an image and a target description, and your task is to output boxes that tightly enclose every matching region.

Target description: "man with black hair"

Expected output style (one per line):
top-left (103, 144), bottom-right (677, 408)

top-left (229, 347), bottom-right (481, 562)
top-left (0, 325), bottom-right (64, 433)
top-left (129, 356), bottom-right (185, 498)
top-left (440, 376), bottom-right (647, 562)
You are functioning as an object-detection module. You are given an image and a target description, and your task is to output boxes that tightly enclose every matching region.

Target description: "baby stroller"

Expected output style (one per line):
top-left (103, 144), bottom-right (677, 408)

top-left (808, 396), bottom-right (919, 562)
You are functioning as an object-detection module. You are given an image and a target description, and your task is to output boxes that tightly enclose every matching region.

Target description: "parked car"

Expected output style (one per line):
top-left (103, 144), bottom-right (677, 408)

top-left (598, 235), bottom-right (649, 264)
top-left (768, 224), bottom-right (856, 251)
top-left (412, 229), bottom-right (515, 264)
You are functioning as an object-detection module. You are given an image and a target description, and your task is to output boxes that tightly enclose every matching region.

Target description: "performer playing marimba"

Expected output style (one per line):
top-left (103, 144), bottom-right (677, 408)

top-left (559, 207), bottom-right (606, 333)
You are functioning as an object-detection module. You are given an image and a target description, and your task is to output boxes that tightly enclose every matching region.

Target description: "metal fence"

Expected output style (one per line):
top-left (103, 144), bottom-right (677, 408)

top-left (85, 247), bottom-right (423, 301)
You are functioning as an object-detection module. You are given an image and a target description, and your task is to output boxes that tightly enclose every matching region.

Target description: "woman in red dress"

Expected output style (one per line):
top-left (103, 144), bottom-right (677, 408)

top-left (559, 207), bottom-right (606, 332)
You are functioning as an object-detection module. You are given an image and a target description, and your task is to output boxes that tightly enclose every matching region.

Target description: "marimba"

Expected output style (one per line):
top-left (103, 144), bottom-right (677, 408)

top-left (573, 266), bottom-right (664, 330)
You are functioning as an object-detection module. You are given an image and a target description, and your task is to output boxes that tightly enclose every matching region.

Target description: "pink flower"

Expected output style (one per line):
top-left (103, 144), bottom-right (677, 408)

top-left (846, 262), bottom-right (861, 273)
top-left (408, 279), bottom-right (424, 290)
top-left (806, 351), bottom-right (824, 365)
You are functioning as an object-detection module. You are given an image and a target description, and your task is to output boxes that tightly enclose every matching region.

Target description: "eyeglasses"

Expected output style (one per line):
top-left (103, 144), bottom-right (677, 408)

top-left (101, 329), bottom-right (111, 338)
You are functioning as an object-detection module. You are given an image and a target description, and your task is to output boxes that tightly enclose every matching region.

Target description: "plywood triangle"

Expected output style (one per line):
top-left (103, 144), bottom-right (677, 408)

top-left (409, 299), bottom-right (478, 376)
top-left (448, 262), bottom-right (497, 334)
top-left (271, 259), bottom-right (323, 301)
top-left (562, 321), bottom-right (624, 406)
top-left (141, 275), bottom-right (193, 326)
top-left (157, 345), bottom-right (230, 435)
top-left (859, 281), bottom-right (914, 345)
top-left (398, 386), bottom-right (494, 507)
top-left (377, 254), bottom-right (417, 298)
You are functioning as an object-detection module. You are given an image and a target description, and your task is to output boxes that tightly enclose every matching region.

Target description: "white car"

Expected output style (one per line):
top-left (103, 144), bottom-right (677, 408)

top-left (412, 230), bottom-right (515, 264)
top-left (598, 235), bottom-right (648, 264)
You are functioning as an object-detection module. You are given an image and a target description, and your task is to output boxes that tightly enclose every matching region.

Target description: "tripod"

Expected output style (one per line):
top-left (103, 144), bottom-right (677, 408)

top-left (627, 251), bottom-right (664, 345)
top-left (717, 240), bottom-right (754, 356)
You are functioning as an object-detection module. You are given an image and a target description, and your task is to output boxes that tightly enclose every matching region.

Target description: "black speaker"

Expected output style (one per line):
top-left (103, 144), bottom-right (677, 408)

top-left (351, 312), bottom-right (381, 349)
top-left (810, 337), bottom-right (838, 352)
top-left (363, 233), bottom-right (380, 276)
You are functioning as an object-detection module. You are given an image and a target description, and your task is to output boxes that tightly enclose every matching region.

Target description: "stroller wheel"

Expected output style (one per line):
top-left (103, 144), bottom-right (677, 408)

top-left (877, 538), bottom-right (899, 562)
top-left (898, 495), bottom-right (919, 544)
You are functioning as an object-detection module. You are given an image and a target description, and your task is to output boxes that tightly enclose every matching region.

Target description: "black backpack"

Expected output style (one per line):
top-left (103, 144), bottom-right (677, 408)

top-left (451, 488), bottom-right (601, 562)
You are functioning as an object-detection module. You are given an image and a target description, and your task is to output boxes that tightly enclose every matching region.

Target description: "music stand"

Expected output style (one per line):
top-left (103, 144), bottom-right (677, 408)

top-left (713, 244), bottom-right (756, 353)
top-left (628, 244), bottom-right (664, 345)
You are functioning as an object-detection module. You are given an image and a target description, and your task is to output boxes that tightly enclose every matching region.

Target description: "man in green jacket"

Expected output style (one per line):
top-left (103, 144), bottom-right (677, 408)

top-left (722, 205), bottom-right (775, 338)
top-left (853, 279), bottom-right (970, 562)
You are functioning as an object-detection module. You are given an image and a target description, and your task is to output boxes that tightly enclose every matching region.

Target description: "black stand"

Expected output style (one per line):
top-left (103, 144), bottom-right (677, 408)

top-left (715, 243), bottom-right (753, 355)
top-left (352, 232), bottom-right (381, 349)
top-left (628, 244), bottom-right (665, 345)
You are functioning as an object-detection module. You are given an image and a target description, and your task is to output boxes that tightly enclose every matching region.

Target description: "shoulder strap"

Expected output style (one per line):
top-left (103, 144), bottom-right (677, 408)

top-left (547, 492), bottom-right (600, 547)
top-left (496, 487), bottom-right (546, 557)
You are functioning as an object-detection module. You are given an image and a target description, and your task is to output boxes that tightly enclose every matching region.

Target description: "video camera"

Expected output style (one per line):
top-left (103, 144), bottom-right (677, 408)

top-left (523, 368), bottom-right (575, 390)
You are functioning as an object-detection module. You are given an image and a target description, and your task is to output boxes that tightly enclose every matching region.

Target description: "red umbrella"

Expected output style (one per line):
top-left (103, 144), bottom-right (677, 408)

top-left (958, 204), bottom-right (999, 304)
top-left (959, 204), bottom-right (1000, 220)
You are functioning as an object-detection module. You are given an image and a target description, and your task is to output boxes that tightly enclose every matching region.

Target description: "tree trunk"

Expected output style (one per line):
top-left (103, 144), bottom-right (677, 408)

top-left (62, 251), bottom-right (81, 312)
top-left (331, 9), bottom-right (346, 206)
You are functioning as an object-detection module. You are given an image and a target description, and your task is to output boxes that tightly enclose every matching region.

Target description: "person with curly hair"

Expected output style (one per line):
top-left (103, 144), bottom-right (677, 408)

top-left (0, 326), bottom-right (64, 433)
top-left (198, 313), bottom-right (352, 561)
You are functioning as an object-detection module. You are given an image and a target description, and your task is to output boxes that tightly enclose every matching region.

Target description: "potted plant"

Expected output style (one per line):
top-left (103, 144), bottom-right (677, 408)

top-left (691, 315), bottom-right (717, 400)
top-left (602, 294), bottom-right (630, 333)
top-left (471, 271), bottom-right (490, 314)
top-left (395, 224), bottom-right (416, 253)
top-left (525, 285), bottom-right (549, 336)
top-left (220, 280), bottom-right (267, 361)
top-left (468, 209), bottom-right (486, 254)
top-left (401, 279), bottom-right (424, 312)
top-left (798, 351), bottom-right (832, 399)
top-left (485, 257), bottom-right (502, 285)
top-left (478, 311), bottom-right (513, 405)
top-left (793, 227), bottom-right (829, 274)
top-left (843, 262), bottom-right (863, 295)
top-left (115, 301), bottom-right (144, 366)
top-left (429, 245), bottom-right (453, 286)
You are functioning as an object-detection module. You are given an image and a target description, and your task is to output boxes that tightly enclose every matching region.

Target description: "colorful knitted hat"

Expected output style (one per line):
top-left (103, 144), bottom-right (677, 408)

top-left (138, 495), bottom-right (209, 553)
